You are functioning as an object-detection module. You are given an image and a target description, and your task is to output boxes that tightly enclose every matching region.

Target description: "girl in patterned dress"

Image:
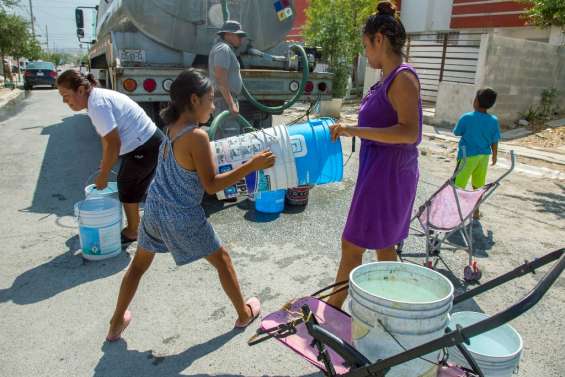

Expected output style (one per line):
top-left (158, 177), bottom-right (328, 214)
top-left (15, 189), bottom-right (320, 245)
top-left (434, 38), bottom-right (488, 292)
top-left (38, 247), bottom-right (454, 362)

top-left (106, 69), bottom-right (275, 341)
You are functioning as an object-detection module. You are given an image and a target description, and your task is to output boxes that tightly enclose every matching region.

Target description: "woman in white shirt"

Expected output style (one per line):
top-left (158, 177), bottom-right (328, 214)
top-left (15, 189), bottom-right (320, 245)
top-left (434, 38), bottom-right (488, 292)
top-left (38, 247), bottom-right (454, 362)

top-left (57, 70), bottom-right (164, 244)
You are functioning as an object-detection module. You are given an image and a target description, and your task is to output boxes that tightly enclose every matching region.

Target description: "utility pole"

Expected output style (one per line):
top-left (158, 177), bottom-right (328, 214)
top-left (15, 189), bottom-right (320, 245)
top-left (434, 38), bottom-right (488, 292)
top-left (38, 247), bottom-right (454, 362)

top-left (28, 0), bottom-right (36, 38)
top-left (45, 25), bottom-right (49, 52)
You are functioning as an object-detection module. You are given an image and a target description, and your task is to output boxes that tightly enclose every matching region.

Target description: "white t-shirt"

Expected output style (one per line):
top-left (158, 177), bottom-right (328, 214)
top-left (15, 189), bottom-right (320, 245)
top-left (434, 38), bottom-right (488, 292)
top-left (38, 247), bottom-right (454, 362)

top-left (87, 87), bottom-right (157, 155)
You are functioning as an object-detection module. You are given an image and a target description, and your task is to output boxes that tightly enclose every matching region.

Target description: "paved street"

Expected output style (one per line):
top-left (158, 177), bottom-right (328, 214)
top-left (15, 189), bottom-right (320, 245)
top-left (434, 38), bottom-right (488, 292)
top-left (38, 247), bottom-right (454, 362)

top-left (0, 90), bottom-right (563, 376)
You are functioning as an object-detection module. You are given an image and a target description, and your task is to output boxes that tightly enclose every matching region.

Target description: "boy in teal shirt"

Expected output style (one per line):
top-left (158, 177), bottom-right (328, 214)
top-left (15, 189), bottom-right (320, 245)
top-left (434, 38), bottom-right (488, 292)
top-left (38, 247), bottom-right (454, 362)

top-left (454, 88), bottom-right (500, 218)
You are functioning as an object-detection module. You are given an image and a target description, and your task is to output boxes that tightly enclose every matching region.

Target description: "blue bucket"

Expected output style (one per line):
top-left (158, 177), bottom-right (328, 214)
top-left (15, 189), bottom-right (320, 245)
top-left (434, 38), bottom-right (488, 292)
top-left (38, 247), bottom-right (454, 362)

top-left (255, 189), bottom-right (286, 214)
top-left (287, 118), bottom-right (343, 186)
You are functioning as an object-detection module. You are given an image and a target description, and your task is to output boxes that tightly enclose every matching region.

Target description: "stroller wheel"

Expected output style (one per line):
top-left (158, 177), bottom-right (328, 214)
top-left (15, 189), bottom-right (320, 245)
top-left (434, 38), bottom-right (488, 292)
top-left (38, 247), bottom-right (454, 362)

top-left (428, 238), bottom-right (441, 256)
top-left (396, 241), bottom-right (404, 255)
top-left (464, 263), bottom-right (482, 282)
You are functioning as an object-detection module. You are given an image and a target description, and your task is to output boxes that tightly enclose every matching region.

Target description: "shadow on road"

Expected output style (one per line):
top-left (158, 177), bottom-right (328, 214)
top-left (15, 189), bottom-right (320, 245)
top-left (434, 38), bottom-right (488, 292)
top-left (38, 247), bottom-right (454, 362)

top-left (446, 220), bottom-right (495, 257)
top-left (19, 114), bottom-right (102, 218)
top-left (0, 235), bottom-right (130, 305)
top-left (201, 194), bottom-right (241, 218)
top-left (94, 329), bottom-right (245, 377)
top-left (504, 183), bottom-right (565, 221)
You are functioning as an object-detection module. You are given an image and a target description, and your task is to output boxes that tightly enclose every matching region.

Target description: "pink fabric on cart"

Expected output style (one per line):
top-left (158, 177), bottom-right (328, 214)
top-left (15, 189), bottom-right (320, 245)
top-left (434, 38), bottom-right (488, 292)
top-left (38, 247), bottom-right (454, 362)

top-left (437, 364), bottom-right (470, 377)
top-left (260, 298), bottom-right (473, 376)
top-left (260, 297), bottom-right (352, 375)
top-left (419, 186), bottom-right (487, 230)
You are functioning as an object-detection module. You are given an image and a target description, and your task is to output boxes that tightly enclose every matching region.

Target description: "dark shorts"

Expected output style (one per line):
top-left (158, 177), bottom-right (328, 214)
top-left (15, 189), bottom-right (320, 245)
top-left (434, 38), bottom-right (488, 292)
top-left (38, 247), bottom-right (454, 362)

top-left (117, 129), bottom-right (164, 203)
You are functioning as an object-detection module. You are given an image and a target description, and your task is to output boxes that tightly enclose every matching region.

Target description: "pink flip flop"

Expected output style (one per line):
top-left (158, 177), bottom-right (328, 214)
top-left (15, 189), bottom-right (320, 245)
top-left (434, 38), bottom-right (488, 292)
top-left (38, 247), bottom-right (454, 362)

top-left (106, 310), bottom-right (132, 342)
top-left (234, 297), bottom-right (261, 328)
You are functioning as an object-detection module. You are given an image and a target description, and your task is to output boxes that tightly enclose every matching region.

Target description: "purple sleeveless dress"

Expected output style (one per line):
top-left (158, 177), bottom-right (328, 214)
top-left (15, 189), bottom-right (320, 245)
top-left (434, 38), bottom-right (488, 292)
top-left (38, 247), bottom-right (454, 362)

top-left (342, 63), bottom-right (422, 250)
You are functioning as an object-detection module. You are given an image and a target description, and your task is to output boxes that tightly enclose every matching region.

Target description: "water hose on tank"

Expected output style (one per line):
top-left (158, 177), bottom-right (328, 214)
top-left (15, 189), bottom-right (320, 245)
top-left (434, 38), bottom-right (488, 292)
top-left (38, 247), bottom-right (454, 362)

top-left (208, 110), bottom-right (255, 140)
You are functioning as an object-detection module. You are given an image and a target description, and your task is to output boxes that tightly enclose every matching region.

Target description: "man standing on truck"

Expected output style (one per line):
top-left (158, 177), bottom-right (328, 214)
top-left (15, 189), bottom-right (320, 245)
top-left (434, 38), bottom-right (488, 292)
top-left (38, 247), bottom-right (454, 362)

top-left (208, 20), bottom-right (246, 140)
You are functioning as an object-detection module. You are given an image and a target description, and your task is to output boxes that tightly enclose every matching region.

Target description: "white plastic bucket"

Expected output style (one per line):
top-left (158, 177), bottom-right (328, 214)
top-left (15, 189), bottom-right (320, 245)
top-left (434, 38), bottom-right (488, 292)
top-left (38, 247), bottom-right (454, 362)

top-left (349, 262), bottom-right (454, 377)
top-left (74, 197), bottom-right (122, 260)
top-left (211, 119), bottom-right (342, 199)
top-left (448, 312), bottom-right (522, 377)
top-left (211, 125), bottom-right (298, 199)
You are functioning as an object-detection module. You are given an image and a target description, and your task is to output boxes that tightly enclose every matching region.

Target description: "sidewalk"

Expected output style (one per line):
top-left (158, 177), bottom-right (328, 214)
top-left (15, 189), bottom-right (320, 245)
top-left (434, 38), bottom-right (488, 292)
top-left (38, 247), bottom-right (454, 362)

top-left (422, 123), bottom-right (565, 166)
top-left (0, 88), bottom-right (25, 120)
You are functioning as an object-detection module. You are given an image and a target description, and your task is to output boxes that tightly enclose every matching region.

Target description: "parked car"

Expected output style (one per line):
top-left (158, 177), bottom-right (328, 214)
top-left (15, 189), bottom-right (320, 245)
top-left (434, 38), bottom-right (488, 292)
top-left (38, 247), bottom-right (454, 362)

top-left (24, 61), bottom-right (57, 90)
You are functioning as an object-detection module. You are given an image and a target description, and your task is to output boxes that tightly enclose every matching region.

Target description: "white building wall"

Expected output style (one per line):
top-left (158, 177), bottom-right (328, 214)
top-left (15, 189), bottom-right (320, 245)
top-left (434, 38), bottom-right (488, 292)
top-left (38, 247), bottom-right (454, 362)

top-left (493, 26), bottom-right (551, 43)
top-left (400, 0), bottom-right (454, 33)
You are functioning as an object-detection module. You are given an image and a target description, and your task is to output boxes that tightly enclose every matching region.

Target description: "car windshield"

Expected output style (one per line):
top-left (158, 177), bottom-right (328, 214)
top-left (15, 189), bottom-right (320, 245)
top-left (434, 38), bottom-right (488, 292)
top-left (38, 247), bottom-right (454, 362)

top-left (27, 62), bottom-right (55, 70)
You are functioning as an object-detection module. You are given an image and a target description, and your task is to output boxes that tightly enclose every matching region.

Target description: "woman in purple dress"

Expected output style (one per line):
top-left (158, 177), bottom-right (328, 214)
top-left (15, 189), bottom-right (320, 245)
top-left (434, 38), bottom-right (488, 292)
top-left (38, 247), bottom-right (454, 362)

top-left (327, 2), bottom-right (422, 309)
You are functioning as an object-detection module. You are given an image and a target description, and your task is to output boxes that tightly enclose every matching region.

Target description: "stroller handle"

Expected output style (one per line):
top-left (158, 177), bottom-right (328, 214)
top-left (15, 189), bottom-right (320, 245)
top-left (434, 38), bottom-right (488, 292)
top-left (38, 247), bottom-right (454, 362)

top-left (496, 150), bottom-right (516, 183)
top-left (344, 248), bottom-right (564, 377)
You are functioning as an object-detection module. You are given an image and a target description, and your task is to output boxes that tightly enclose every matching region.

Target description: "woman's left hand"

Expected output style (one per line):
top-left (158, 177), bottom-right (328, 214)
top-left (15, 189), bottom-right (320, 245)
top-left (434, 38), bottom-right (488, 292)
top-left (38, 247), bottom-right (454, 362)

top-left (95, 173), bottom-right (109, 190)
top-left (330, 124), bottom-right (353, 141)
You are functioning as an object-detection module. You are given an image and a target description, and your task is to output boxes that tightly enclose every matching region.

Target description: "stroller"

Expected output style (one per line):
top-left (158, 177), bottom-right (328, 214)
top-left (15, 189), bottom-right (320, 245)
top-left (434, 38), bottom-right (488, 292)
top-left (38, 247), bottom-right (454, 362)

top-left (397, 151), bottom-right (516, 282)
top-left (249, 248), bottom-right (564, 377)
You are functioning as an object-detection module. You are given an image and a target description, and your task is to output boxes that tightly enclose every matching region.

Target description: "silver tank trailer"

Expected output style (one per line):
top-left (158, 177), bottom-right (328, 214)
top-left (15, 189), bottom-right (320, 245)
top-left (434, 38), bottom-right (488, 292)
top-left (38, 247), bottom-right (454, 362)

top-left (96, 0), bottom-right (296, 55)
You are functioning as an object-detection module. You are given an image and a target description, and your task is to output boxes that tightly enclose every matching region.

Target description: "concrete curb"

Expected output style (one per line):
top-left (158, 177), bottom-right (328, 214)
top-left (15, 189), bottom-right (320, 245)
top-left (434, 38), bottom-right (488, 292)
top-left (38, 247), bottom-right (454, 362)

top-left (423, 131), bottom-right (565, 167)
top-left (0, 89), bottom-right (25, 120)
top-left (421, 138), bottom-right (565, 180)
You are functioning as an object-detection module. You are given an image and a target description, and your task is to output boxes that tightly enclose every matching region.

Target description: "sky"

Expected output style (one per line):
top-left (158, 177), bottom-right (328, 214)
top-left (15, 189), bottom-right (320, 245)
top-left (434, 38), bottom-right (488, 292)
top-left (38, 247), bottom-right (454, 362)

top-left (13, 0), bottom-right (100, 52)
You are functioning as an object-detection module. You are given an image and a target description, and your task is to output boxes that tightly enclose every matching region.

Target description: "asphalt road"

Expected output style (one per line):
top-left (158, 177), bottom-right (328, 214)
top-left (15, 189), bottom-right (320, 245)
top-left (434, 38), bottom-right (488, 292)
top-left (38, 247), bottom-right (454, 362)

top-left (0, 90), bottom-right (563, 376)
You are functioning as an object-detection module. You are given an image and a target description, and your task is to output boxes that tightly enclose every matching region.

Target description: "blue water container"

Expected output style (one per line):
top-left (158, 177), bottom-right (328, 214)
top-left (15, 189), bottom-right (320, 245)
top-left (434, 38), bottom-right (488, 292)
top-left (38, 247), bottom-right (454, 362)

top-left (286, 118), bottom-right (343, 186)
top-left (255, 189), bottom-right (286, 214)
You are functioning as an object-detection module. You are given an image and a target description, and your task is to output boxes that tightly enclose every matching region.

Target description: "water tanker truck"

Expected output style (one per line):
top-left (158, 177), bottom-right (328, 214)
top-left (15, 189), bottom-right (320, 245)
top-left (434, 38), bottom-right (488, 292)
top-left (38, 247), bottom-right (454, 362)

top-left (76, 0), bottom-right (333, 128)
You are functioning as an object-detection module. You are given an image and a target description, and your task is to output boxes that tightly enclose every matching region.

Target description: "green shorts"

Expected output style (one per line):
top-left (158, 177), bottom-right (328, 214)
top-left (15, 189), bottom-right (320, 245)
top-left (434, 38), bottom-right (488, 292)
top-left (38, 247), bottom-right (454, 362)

top-left (455, 154), bottom-right (489, 189)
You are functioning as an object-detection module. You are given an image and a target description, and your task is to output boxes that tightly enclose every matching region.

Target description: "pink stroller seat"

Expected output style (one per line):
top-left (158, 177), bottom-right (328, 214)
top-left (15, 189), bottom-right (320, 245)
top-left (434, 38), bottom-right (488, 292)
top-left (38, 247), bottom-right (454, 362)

top-left (418, 185), bottom-right (489, 231)
top-left (260, 297), bottom-right (353, 375)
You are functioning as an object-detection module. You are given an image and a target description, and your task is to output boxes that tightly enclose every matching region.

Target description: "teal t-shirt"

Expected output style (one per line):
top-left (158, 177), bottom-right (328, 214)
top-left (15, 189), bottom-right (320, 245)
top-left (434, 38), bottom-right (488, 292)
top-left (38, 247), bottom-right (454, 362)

top-left (454, 111), bottom-right (500, 159)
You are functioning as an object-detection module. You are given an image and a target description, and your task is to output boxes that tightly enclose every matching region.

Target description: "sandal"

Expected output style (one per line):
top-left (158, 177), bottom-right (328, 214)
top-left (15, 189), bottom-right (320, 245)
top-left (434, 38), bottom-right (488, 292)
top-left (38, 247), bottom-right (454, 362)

top-left (106, 310), bottom-right (132, 342)
top-left (234, 297), bottom-right (261, 328)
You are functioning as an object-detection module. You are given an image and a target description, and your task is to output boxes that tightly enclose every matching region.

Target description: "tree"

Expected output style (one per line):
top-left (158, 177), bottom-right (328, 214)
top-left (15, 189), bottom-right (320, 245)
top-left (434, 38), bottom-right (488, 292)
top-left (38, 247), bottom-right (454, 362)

top-left (20, 36), bottom-right (42, 61)
top-left (519, 0), bottom-right (565, 28)
top-left (0, 0), bottom-right (19, 10)
top-left (304, 0), bottom-right (393, 97)
top-left (0, 11), bottom-right (38, 81)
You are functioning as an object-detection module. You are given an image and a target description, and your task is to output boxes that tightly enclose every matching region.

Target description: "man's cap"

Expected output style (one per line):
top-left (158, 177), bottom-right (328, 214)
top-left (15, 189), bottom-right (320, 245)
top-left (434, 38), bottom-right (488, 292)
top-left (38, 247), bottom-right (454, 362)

top-left (217, 20), bottom-right (247, 36)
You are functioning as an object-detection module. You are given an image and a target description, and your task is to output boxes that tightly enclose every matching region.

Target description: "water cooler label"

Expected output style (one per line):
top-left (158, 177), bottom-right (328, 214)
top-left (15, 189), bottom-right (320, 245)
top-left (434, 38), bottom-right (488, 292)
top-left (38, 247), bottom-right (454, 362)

top-left (213, 132), bottom-right (277, 199)
top-left (289, 135), bottom-right (308, 158)
top-left (256, 170), bottom-right (272, 192)
top-left (219, 164), bottom-right (237, 199)
top-left (80, 227), bottom-right (101, 255)
top-left (80, 221), bottom-right (121, 255)
top-left (218, 164), bottom-right (250, 199)
top-left (214, 136), bottom-right (264, 166)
